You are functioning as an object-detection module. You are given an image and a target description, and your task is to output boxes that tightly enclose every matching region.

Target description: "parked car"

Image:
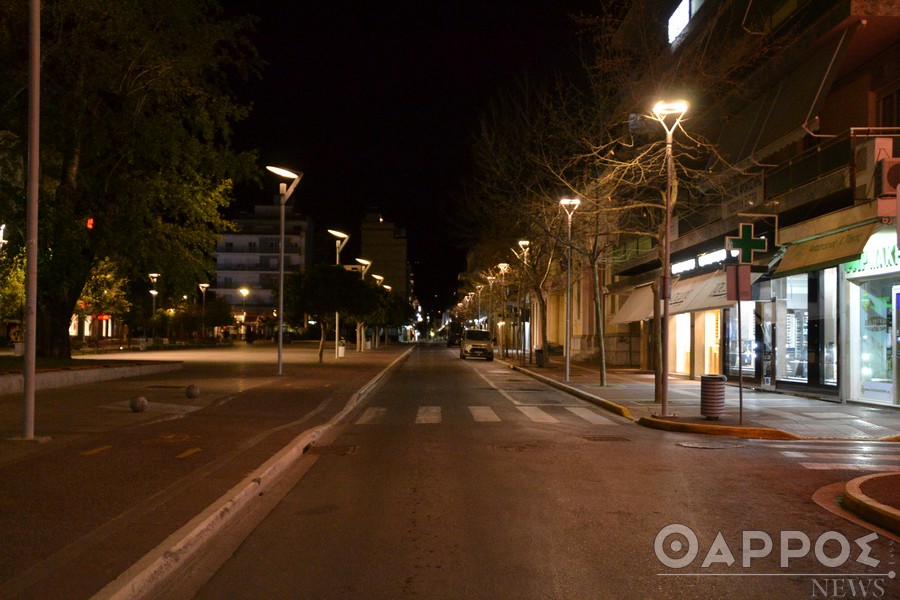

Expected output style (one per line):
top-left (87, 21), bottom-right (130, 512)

top-left (447, 323), bottom-right (463, 347)
top-left (460, 328), bottom-right (493, 361)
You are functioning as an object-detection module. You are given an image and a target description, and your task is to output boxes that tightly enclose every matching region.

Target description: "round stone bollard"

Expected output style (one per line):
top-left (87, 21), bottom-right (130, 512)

top-left (185, 384), bottom-right (200, 399)
top-left (700, 374), bottom-right (727, 420)
top-left (130, 396), bottom-right (148, 413)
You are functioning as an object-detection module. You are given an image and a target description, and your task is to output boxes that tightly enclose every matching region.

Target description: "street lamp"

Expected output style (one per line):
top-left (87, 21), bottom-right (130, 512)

top-left (329, 229), bottom-right (350, 358)
top-left (560, 197), bottom-right (580, 382)
top-left (355, 258), bottom-right (372, 351)
top-left (198, 283), bottom-right (209, 339)
top-left (266, 165), bottom-right (303, 376)
top-left (371, 274), bottom-right (384, 286)
top-left (652, 100), bottom-right (688, 417)
top-left (487, 275), bottom-right (495, 335)
top-left (239, 287), bottom-right (249, 315)
top-left (517, 240), bottom-right (530, 364)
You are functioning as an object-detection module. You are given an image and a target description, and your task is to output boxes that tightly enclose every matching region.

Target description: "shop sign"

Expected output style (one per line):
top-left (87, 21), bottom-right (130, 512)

top-left (843, 230), bottom-right (900, 279)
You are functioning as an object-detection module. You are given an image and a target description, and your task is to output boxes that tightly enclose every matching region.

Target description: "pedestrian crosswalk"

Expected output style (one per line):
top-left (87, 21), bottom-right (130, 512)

top-left (354, 404), bottom-right (620, 426)
top-left (751, 440), bottom-right (900, 472)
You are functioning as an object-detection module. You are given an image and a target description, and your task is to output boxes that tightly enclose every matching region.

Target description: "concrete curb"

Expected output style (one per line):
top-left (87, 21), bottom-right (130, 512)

top-left (842, 473), bottom-right (900, 537)
top-left (0, 362), bottom-right (182, 395)
top-left (91, 346), bottom-right (414, 600)
top-left (636, 416), bottom-right (803, 440)
top-left (508, 364), bottom-right (635, 420)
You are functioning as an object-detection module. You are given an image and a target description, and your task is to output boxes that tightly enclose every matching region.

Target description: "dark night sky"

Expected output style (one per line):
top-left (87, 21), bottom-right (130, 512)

top-left (224, 1), bottom-right (597, 314)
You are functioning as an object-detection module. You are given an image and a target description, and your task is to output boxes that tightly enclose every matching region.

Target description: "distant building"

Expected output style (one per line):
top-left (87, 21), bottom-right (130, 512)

top-left (213, 199), bottom-right (313, 326)
top-left (360, 211), bottom-right (409, 299)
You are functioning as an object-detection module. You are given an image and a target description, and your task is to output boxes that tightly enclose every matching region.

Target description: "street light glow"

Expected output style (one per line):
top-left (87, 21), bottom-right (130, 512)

top-left (355, 258), bottom-right (371, 266)
top-left (652, 100), bottom-right (689, 118)
top-left (327, 229), bottom-right (349, 239)
top-left (265, 165), bottom-right (301, 179)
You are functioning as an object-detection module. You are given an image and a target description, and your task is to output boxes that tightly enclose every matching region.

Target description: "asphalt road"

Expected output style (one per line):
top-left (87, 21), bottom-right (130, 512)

top-left (185, 344), bottom-right (899, 600)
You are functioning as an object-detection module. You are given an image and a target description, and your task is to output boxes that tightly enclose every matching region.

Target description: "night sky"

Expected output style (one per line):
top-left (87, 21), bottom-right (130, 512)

top-left (224, 1), bottom-right (598, 314)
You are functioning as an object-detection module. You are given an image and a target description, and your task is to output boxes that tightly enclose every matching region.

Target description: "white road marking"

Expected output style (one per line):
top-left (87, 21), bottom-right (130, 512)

top-left (565, 406), bottom-right (616, 425)
top-left (517, 406), bottom-right (558, 423)
top-left (356, 407), bottom-right (386, 424)
top-left (799, 463), bottom-right (900, 472)
top-left (469, 406), bottom-right (501, 422)
top-left (416, 406), bottom-right (442, 424)
top-left (783, 451), bottom-right (900, 461)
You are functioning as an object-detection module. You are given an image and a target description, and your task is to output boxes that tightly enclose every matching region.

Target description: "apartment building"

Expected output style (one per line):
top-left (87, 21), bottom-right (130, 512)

top-left (607, 0), bottom-right (900, 404)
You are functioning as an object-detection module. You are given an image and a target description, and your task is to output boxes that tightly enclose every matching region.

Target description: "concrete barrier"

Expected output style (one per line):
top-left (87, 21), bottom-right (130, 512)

top-left (0, 362), bottom-right (182, 395)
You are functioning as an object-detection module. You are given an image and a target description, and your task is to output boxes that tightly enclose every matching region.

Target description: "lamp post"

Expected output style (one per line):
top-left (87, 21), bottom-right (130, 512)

top-left (497, 263), bottom-right (509, 357)
top-left (517, 240), bottom-right (530, 364)
top-left (487, 275), bottom-right (495, 335)
top-left (239, 286), bottom-right (249, 316)
top-left (266, 165), bottom-right (303, 376)
top-left (355, 258), bottom-right (372, 351)
top-left (328, 229), bottom-right (350, 358)
top-left (651, 100), bottom-right (688, 417)
top-left (198, 283), bottom-right (209, 339)
top-left (560, 198), bottom-right (580, 382)
top-left (148, 273), bottom-right (160, 340)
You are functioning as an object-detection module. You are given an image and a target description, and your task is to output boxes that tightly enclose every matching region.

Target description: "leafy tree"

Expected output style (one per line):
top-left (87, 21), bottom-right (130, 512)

top-left (285, 265), bottom-right (380, 362)
top-left (0, 0), bottom-right (259, 357)
top-left (75, 258), bottom-right (132, 339)
top-left (0, 248), bottom-right (25, 332)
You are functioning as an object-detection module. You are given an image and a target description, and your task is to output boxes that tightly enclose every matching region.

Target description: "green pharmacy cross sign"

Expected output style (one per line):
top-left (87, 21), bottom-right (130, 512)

top-left (726, 223), bottom-right (767, 264)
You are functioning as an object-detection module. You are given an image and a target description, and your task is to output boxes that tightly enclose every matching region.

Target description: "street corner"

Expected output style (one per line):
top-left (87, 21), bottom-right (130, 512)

top-left (842, 472), bottom-right (900, 538)
top-left (636, 415), bottom-right (804, 440)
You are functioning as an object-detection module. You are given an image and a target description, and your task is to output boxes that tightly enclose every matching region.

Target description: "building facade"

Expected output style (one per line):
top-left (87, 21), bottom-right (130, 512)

top-left (213, 200), bottom-right (312, 327)
top-left (604, 0), bottom-right (900, 406)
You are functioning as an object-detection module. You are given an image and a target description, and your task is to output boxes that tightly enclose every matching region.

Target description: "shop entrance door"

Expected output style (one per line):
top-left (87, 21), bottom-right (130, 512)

top-left (761, 300), bottom-right (776, 390)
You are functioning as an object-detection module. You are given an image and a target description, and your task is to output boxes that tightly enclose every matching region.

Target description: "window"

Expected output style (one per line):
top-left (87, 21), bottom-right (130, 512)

top-left (879, 86), bottom-right (899, 127)
top-left (668, 0), bottom-right (706, 44)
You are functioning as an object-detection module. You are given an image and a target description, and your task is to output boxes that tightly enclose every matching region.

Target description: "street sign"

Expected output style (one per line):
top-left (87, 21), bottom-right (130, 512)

top-left (726, 222), bottom-right (767, 264)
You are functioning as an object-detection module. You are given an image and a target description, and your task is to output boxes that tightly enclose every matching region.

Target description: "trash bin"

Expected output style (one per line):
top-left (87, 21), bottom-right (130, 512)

top-left (338, 339), bottom-right (346, 358)
top-left (535, 348), bottom-right (545, 367)
top-left (700, 374), bottom-right (727, 420)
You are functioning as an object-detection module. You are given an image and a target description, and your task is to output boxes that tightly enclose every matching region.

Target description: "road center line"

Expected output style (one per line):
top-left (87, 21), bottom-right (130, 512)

top-left (474, 369), bottom-right (522, 405)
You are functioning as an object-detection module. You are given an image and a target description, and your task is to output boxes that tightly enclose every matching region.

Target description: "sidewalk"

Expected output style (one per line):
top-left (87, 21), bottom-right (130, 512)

top-left (501, 353), bottom-right (900, 536)
top-left (0, 343), bottom-right (411, 600)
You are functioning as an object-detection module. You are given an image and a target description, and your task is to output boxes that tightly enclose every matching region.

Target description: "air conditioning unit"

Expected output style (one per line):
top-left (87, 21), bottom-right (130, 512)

top-left (876, 158), bottom-right (900, 197)
top-left (855, 137), bottom-right (894, 199)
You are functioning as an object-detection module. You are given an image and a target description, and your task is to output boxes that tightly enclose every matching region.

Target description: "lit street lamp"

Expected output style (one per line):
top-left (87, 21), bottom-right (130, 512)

top-left (652, 100), bottom-right (688, 417)
top-left (355, 258), bottom-right (372, 351)
top-left (239, 287), bottom-right (249, 315)
top-left (329, 229), bottom-right (350, 359)
top-left (266, 165), bottom-right (303, 376)
top-left (199, 283), bottom-right (209, 339)
top-left (560, 197), bottom-right (580, 382)
top-left (149, 272), bottom-right (160, 340)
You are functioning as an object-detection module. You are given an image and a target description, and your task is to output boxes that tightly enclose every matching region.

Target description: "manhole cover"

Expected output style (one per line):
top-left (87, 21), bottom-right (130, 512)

top-left (307, 445), bottom-right (357, 456)
top-left (491, 443), bottom-right (539, 452)
top-left (582, 436), bottom-right (630, 442)
top-left (677, 441), bottom-right (743, 449)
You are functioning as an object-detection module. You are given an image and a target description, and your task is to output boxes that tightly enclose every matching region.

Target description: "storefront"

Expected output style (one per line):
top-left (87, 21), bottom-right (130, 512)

top-left (842, 227), bottom-right (900, 406)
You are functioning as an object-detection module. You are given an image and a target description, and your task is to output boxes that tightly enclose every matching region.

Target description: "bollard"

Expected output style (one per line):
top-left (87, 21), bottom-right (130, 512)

top-left (185, 385), bottom-right (200, 399)
top-left (130, 396), bottom-right (148, 413)
top-left (700, 374), bottom-right (727, 419)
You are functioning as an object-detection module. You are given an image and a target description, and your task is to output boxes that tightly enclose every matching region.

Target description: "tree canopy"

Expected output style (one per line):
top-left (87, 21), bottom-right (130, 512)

top-left (0, 0), bottom-right (260, 356)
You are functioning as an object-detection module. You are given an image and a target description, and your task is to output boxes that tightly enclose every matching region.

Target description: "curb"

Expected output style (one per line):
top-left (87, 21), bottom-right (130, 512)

top-left (636, 416), bottom-right (803, 440)
top-left (508, 364), bottom-right (634, 420)
top-left (91, 346), bottom-right (414, 600)
top-left (842, 473), bottom-right (900, 537)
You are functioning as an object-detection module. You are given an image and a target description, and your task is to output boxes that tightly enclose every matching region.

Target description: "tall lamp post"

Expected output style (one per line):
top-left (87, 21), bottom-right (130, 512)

top-left (517, 240), bottom-right (530, 364)
top-left (651, 100), bottom-right (688, 417)
top-left (328, 229), bottom-right (350, 358)
top-left (560, 198), bottom-right (580, 382)
top-left (497, 263), bottom-right (509, 357)
top-left (198, 283), bottom-right (209, 339)
top-left (355, 258), bottom-right (372, 351)
top-left (266, 165), bottom-right (303, 376)
top-left (149, 273), bottom-right (160, 340)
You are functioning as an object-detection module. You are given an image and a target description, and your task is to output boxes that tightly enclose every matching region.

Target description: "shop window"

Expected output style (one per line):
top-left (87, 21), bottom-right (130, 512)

top-left (879, 86), bottom-right (899, 127)
top-left (772, 269), bottom-right (838, 386)
top-left (857, 278), bottom-right (893, 398)
top-left (725, 301), bottom-right (757, 378)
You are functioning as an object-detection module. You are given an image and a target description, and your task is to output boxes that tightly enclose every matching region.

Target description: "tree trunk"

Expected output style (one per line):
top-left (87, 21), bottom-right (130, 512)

top-left (591, 259), bottom-right (607, 386)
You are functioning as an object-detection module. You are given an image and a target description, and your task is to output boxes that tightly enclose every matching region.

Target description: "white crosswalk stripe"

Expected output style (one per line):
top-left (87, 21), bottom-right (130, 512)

top-left (469, 406), bottom-right (501, 422)
top-left (752, 440), bottom-right (900, 471)
top-left (354, 405), bottom-right (618, 426)
top-left (416, 406), bottom-right (442, 424)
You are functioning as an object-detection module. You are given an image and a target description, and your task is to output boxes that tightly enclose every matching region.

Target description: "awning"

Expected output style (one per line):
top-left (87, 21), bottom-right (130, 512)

top-left (668, 272), bottom-right (716, 314)
top-left (715, 24), bottom-right (858, 166)
top-left (679, 270), bottom-right (762, 312)
top-left (774, 222), bottom-right (878, 277)
top-left (611, 284), bottom-right (654, 324)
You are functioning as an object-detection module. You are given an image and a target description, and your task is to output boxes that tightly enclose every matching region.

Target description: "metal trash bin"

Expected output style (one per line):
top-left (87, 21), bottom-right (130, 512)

top-left (700, 374), bottom-right (727, 420)
top-left (338, 339), bottom-right (346, 358)
top-left (535, 348), bottom-right (545, 367)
